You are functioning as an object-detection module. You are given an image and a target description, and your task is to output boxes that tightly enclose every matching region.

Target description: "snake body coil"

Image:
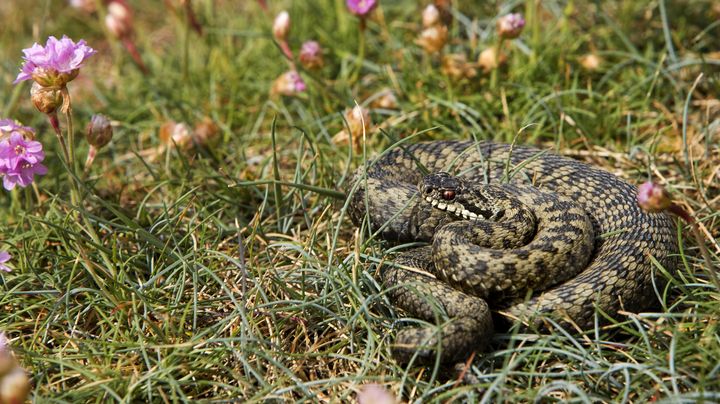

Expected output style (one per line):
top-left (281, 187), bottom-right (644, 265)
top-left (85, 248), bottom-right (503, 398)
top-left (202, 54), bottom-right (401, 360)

top-left (347, 140), bottom-right (677, 363)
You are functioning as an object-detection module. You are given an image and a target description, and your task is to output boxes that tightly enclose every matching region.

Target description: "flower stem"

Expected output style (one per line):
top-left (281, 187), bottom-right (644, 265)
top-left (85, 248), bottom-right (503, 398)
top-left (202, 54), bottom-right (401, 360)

top-left (60, 88), bottom-right (76, 172)
top-left (490, 38), bottom-right (504, 90)
top-left (669, 203), bottom-right (719, 288)
top-left (56, 90), bottom-right (118, 280)
top-left (351, 21), bottom-right (366, 84)
top-left (121, 38), bottom-right (149, 75)
top-left (279, 40), bottom-right (294, 61)
top-left (84, 146), bottom-right (97, 173)
top-left (47, 112), bottom-right (72, 167)
top-left (55, 88), bottom-right (83, 210)
top-left (689, 223), bottom-right (720, 289)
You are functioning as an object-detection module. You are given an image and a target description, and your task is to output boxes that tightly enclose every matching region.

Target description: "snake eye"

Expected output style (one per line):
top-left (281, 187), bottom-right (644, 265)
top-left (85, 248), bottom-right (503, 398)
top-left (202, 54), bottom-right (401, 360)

top-left (442, 190), bottom-right (455, 200)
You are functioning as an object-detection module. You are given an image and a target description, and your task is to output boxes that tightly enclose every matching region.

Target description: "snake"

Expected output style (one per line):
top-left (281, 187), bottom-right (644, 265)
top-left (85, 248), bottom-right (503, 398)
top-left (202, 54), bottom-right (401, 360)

top-left (346, 140), bottom-right (677, 364)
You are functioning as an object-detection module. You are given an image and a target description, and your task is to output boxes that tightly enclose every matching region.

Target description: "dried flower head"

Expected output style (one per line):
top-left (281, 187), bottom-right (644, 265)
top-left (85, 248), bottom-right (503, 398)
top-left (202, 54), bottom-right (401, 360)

top-left (0, 133), bottom-right (48, 190)
top-left (14, 35), bottom-right (97, 86)
top-left (442, 53), bottom-right (478, 80)
top-left (30, 82), bottom-right (63, 115)
top-left (496, 13), bottom-right (525, 39)
top-left (299, 41), bottom-right (324, 70)
top-left (579, 53), bottom-right (602, 71)
top-left (159, 121), bottom-right (193, 150)
top-left (346, 0), bottom-right (377, 17)
top-left (422, 4), bottom-right (441, 28)
top-left (332, 105), bottom-right (373, 150)
top-left (346, 105), bottom-right (372, 139)
top-left (478, 47), bottom-right (507, 72)
top-left (416, 24), bottom-right (448, 54)
top-left (372, 89), bottom-right (398, 109)
top-left (106, 1), bottom-right (134, 39)
top-left (193, 117), bottom-right (221, 148)
top-left (273, 11), bottom-right (291, 41)
top-left (270, 70), bottom-right (306, 96)
top-left (0, 252), bottom-right (10, 273)
top-left (637, 181), bottom-right (672, 213)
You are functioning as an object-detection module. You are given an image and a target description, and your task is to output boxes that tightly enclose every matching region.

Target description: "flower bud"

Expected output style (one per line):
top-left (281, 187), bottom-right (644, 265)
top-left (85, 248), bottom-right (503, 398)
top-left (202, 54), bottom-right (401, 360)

top-left (416, 24), bottom-right (448, 54)
top-left (299, 41), bottom-right (324, 70)
top-left (0, 368), bottom-right (31, 404)
top-left (106, 1), bottom-right (133, 39)
top-left (422, 4), bottom-right (440, 28)
top-left (637, 181), bottom-right (672, 213)
top-left (496, 13), bottom-right (525, 39)
top-left (30, 82), bottom-right (63, 115)
top-left (270, 70), bottom-right (306, 96)
top-left (86, 114), bottom-right (114, 149)
top-left (273, 11), bottom-right (290, 41)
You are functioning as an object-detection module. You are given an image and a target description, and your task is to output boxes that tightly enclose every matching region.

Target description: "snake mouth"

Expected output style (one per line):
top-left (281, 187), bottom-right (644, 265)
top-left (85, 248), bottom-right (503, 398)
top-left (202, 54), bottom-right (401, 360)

top-left (424, 196), bottom-right (481, 220)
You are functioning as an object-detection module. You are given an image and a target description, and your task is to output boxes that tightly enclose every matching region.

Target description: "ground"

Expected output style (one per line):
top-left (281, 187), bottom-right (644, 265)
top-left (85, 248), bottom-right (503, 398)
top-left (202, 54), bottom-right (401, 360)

top-left (0, 0), bottom-right (719, 402)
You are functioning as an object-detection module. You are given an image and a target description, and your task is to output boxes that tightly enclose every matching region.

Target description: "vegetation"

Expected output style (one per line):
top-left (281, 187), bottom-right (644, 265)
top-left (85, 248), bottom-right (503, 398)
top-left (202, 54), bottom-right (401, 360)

top-left (0, 0), bottom-right (718, 401)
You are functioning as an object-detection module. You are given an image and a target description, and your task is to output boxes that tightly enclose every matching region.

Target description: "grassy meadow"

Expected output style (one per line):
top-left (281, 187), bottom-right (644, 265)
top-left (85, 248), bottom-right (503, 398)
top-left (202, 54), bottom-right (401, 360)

top-left (0, 0), bottom-right (719, 402)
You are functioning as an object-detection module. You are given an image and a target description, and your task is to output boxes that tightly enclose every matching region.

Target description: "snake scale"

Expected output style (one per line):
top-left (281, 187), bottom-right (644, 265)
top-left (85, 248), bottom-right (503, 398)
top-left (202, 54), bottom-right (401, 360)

top-left (347, 140), bottom-right (677, 363)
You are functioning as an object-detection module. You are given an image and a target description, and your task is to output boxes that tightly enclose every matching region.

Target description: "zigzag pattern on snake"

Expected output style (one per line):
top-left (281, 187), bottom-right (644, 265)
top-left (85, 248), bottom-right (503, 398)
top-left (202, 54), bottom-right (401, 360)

top-left (346, 140), bottom-right (677, 363)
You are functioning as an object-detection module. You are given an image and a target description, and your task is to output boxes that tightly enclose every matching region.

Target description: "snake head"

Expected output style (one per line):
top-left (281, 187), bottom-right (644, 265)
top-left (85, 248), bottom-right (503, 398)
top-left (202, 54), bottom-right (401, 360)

top-left (420, 172), bottom-right (492, 221)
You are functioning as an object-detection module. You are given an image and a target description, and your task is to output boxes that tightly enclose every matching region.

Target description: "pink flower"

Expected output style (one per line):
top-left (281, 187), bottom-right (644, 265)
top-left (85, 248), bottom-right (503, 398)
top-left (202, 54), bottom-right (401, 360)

top-left (270, 70), bottom-right (306, 96)
top-left (637, 181), bottom-right (671, 213)
top-left (299, 41), bottom-right (324, 69)
top-left (0, 251), bottom-right (10, 273)
top-left (357, 384), bottom-right (396, 404)
top-left (346, 0), bottom-right (377, 17)
top-left (497, 13), bottom-right (525, 39)
top-left (14, 35), bottom-right (97, 86)
top-left (0, 120), bottom-right (35, 139)
top-left (0, 133), bottom-right (48, 190)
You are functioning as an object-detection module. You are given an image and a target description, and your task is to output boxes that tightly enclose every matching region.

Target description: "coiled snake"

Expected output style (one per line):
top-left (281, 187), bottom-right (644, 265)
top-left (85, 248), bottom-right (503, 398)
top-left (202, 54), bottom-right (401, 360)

top-left (347, 140), bottom-right (677, 363)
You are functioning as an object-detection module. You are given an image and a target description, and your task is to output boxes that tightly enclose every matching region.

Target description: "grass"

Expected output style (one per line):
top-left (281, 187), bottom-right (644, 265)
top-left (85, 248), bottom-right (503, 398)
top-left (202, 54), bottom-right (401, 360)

top-left (0, 0), bottom-right (719, 402)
